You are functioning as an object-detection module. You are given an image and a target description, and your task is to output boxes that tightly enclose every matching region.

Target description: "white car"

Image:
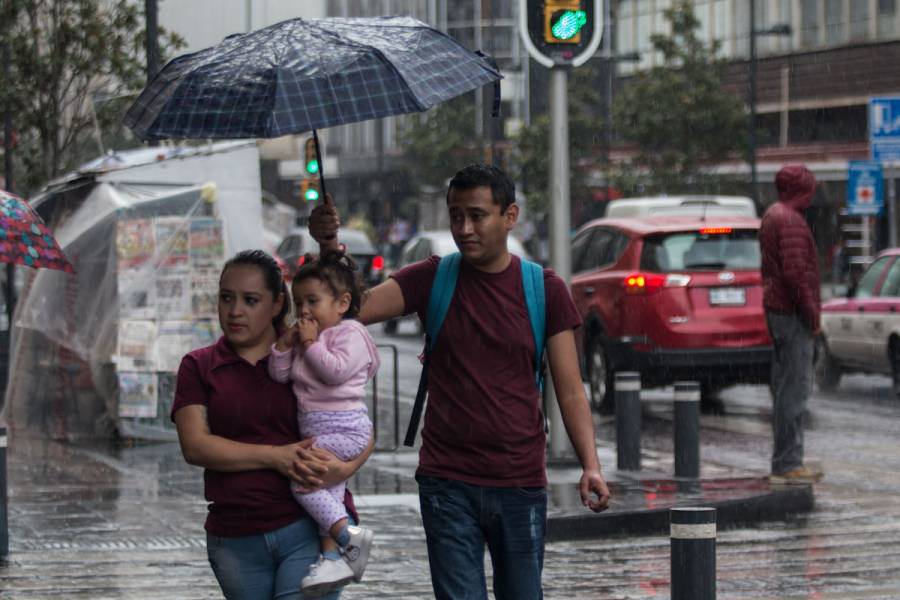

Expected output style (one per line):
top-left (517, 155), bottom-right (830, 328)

top-left (605, 195), bottom-right (757, 218)
top-left (817, 248), bottom-right (900, 396)
top-left (383, 231), bottom-right (531, 335)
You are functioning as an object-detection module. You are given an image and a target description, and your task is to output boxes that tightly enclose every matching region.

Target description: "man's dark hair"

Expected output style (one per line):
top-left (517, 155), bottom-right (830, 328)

top-left (446, 163), bottom-right (516, 214)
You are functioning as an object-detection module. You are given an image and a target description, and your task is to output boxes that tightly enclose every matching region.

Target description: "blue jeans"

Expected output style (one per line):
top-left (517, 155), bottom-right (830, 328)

top-left (206, 517), bottom-right (341, 600)
top-left (416, 475), bottom-right (547, 600)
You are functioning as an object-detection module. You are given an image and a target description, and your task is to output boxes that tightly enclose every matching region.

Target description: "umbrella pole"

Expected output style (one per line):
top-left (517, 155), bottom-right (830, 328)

top-left (312, 129), bottom-right (327, 200)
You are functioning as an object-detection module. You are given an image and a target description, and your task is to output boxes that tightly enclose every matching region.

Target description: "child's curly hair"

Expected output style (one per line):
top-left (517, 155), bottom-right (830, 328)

top-left (292, 248), bottom-right (364, 319)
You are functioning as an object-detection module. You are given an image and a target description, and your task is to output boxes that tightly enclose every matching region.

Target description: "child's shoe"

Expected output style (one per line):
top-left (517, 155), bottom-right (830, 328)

top-left (301, 555), bottom-right (354, 597)
top-left (342, 525), bottom-right (374, 582)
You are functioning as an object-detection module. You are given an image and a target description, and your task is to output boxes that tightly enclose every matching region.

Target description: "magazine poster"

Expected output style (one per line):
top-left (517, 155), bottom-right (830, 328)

top-left (116, 218), bottom-right (155, 269)
top-left (192, 319), bottom-right (220, 349)
top-left (118, 372), bottom-right (158, 418)
top-left (154, 217), bottom-right (190, 268)
top-left (155, 270), bottom-right (192, 319)
top-left (155, 320), bottom-right (195, 372)
top-left (116, 319), bottom-right (157, 371)
top-left (189, 218), bottom-right (225, 267)
top-left (118, 271), bottom-right (155, 319)
top-left (191, 267), bottom-right (220, 317)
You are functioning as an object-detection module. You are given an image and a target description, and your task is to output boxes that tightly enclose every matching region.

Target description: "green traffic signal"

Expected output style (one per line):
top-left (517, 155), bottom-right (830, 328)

top-left (305, 159), bottom-right (319, 174)
top-left (550, 10), bottom-right (587, 40)
top-left (305, 187), bottom-right (320, 202)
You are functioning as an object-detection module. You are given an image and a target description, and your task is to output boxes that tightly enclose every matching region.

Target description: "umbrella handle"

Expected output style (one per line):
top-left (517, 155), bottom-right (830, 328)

top-left (312, 129), bottom-right (327, 200)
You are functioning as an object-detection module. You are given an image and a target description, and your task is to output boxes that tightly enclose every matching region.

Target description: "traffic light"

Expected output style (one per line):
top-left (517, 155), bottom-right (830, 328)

top-left (544, 1), bottom-right (587, 44)
top-left (520, 0), bottom-right (602, 67)
top-left (301, 178), bottom-right (320, 202)
top-left (304, 137), bottom-right (319, 175)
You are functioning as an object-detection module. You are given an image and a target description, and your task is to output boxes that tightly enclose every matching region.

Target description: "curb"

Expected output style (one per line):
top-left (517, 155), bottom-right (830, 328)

top-left (546, 482), bottom-right (814, 542)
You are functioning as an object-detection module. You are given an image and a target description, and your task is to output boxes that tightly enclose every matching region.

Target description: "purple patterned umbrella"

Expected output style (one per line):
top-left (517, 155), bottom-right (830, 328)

top-left (0, 189), bottom-right (74, 273)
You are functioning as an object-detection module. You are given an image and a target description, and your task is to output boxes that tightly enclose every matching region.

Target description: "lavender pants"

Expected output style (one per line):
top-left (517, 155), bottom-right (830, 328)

top-left (293, 407), bottom-right (371, 536)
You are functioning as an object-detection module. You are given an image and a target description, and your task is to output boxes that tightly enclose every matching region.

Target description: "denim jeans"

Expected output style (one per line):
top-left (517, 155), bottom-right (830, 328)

top-left (206, 517), bottom-right (341, 600)
top-left (416, 475), bottom-right (547, 600)
top-left (766, 311), bottom-right (814, 474)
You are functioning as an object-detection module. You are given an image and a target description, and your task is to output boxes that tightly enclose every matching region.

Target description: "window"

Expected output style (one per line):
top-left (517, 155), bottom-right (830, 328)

top-left (572, 230), bottom-right (595, 274)
top-left (585, 229), bottom-right (614, 271)
top-left (850, 1), bottom-right (869, 40)
top-left (825, 0), bottom-right (844, 44)
top-left (879, 0), bottom-right (897, 37)
top-left (800, 0), bottom-right (820, 46)
top-left (639, 229), bottom-right (761, 272)
top-left (877, 258), bottom-right (900, 297)
top-left (854, 256), bottom-right (891, 299)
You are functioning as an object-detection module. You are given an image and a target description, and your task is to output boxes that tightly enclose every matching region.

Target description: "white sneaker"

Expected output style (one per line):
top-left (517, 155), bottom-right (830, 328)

top-left (301, 555), bottom-right (354, 597)
top-left (342, 525), bottom-right (374, 582)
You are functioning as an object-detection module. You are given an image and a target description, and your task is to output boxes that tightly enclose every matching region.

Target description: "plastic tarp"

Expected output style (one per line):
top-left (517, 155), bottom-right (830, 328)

top-left (3, 181), bottom-right (232, 440)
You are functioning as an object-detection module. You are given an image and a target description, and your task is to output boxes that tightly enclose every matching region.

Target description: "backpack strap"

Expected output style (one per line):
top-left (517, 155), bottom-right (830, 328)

top-left (425, 253), bottom-right (461, 351)
top-left (404, 253), bottom-right (461, 447)
top-left (520, 258), bottom-right (546, 390)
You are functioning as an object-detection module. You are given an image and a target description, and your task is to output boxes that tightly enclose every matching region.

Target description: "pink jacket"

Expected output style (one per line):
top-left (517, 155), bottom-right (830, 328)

top-left (269, 319), bottom-right (380, 413)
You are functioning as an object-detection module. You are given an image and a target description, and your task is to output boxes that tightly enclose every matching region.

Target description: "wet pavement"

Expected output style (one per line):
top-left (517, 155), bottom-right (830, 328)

top-left (2, 330), bottom-right (900, 597)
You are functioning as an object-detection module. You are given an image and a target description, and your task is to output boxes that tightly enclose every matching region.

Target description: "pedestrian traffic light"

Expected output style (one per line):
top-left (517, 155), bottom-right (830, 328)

top-left (304, 137), bottom-right (319, 175)
top-left (520, 0), bottom-right (602, 67)
top-left (544, 1), bottom-right (587, 44)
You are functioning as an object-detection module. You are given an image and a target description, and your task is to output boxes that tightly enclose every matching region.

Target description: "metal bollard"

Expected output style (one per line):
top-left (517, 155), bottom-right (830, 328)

top-left (673, 381), bottom-right (700, 479)
top-left (670, 507), bottom-right (716, 600)
top-left (0, 425), bottom-right (7, 556)
top-left (615, 371), bottom-right (641, 471)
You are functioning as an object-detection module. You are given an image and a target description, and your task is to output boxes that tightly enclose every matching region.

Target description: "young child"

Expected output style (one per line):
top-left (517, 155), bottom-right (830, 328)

top-left (268, 249), bottom-right (379, 597)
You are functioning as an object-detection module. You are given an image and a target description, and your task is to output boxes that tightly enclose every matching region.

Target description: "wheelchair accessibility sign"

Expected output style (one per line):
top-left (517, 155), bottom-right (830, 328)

top-left (847, 160), bottom-right (884, 216)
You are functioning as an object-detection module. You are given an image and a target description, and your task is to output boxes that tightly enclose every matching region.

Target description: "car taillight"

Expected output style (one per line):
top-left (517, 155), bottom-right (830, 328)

top-left (296, 255), bottom-right (306, 267)
top-left (699, 227), bottom-right (732, 235)
top-left (371, 255), bottom-right (385, 271)
top-left (624, 273), bottom-right (691, 295)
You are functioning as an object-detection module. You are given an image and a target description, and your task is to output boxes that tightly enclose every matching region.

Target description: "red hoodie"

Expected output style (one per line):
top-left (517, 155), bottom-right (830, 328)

top-left (759, 164), bottom-right (821, 330)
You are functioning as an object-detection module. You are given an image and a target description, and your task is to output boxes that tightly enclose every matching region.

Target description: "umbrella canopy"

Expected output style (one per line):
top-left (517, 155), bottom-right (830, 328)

top-left (0, 189), bottom-right (74, 272)
top-left (123, 16), bottom-right (502, 140)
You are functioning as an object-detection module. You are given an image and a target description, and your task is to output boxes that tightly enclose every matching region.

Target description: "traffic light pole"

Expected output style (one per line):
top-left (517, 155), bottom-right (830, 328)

top-left (547, 66), bottom-right (573, 460)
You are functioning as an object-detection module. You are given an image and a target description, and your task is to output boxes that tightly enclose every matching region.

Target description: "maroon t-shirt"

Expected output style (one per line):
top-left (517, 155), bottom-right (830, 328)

top-left (392, 254), bottom-right (581, 487)
top-left (172, 337), bottom-right (356, 537)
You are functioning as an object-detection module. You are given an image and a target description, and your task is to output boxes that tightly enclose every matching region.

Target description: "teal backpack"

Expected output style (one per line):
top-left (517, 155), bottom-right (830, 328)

top-left (403, 252), bottom-right (547, 446)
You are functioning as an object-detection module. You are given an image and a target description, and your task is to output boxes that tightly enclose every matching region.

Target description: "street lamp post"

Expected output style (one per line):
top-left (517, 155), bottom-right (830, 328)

top-left (747, 0), bottom-right (791, 207)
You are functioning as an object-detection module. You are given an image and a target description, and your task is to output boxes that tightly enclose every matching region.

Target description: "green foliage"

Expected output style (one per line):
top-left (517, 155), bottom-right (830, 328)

top-left (612, 0), bottom-right (746, 192)
top-left (398, 96), bottom-right (484, 193)
top-left (1, 0), bottom-right (184, 194)
top-left (511, 66), bottom-right (604, 216)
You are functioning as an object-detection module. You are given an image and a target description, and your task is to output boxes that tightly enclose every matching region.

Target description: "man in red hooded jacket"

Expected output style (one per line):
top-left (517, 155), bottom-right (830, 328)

top-left (759, 164), bottom-right (823, 483)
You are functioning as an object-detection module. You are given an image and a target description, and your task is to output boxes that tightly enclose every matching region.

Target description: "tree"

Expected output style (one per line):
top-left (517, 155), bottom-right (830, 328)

top-left (1, 0), bottom-right (184, 195)
top-left (612, 0), bottom-right (746, 192)
top-left (398, 95), bottom-right (484, 193)
top-left (511, 65), bottom-right (605, 217)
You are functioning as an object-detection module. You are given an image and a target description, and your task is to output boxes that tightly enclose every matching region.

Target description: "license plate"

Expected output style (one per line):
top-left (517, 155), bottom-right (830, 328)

top-left (709, 287), bottom-right (745, 306)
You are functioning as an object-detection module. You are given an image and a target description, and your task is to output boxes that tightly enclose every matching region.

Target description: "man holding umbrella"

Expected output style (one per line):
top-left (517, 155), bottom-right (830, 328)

top-left (311, 164), bottom-right (610, 599)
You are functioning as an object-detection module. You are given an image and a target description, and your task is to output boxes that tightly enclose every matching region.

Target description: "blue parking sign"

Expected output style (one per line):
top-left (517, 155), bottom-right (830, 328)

top-left (870, 97), bottom-right (900, 161)
top-left (847, 161), bottom-right (884, 216)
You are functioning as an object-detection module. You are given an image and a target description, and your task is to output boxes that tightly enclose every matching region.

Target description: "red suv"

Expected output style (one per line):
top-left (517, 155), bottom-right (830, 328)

top-left (570, 216), bottom-right (772, 412)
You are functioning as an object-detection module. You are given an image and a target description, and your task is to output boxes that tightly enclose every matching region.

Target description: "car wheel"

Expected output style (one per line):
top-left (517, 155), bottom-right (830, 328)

top-left (383, 319), bottom-right (398, 335)
top-left (814, 336), bottom-right (841, 393)
top-left (586, 335), bottom-right (615, 414)
top-left (890, 339), bottom-right (900, 399)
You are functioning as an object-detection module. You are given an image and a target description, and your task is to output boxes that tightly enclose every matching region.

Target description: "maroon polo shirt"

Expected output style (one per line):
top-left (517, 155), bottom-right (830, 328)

top-left (172, 337), bottom-right (356, 537)
top-left (392, 254), bottom-right (581, 488)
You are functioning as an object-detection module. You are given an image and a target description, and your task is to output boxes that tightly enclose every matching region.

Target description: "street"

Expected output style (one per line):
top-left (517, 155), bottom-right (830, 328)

top-left (2, 327), bottom-right (900, 598)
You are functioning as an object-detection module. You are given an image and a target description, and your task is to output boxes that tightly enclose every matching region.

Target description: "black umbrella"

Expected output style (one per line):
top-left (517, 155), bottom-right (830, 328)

top-left (123, 16), bottom-right (502, 197)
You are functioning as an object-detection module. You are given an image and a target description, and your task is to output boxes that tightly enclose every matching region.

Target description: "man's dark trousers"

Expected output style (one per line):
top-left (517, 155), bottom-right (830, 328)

top-left (766, 311), bottom-right (814, 474)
